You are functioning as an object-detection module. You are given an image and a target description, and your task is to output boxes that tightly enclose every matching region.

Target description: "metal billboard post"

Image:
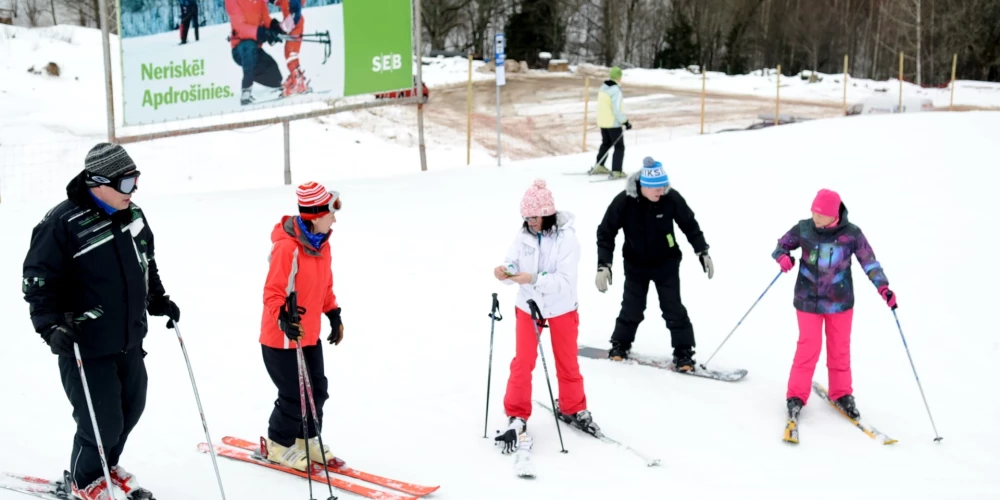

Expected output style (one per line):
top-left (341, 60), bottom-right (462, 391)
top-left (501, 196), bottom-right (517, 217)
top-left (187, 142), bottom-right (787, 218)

top-left (494, 32), bottom-right (505, 167)
top-left (415, 0), bottom-right (427, 171)
top-left (98, 0), bottom-right (116, 143)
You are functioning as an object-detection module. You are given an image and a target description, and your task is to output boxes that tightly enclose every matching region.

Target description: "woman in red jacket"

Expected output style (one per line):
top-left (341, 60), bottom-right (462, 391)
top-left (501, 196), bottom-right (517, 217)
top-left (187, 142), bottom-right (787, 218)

top-left (259, 181), bottom-right (344, 471)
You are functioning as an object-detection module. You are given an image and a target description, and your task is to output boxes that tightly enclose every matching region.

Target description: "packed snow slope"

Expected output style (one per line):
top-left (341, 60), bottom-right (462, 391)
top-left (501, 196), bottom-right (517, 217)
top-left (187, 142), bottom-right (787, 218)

top-left (2, 108), bottom-right (999, 498)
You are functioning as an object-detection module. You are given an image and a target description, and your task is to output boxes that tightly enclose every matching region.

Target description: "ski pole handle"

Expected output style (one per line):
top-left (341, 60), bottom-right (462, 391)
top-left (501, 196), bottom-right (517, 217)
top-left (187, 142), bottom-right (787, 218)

top-left (489, 293), bottom-right (503, 321)
top-left (526, 299), bottom-right (544, 324)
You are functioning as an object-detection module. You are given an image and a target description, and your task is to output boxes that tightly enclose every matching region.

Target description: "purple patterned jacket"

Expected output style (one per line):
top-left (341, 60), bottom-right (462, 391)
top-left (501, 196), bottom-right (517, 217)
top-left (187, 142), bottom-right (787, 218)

top-left (771, 202), bottom-right (889, 314)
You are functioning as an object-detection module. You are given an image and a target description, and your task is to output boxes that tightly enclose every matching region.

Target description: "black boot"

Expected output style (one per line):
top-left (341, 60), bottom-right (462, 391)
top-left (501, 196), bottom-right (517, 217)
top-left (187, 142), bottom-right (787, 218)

top-left (608, 341), bottom-right (630, 360)
top-left (835, 394), bottom-right (861, 420)
top-left (787, 397), bottom-right (804, 419)
top-left (554, 399), bottom-right (602, 438)
top-left (672, 347), bottom-right (696, 371)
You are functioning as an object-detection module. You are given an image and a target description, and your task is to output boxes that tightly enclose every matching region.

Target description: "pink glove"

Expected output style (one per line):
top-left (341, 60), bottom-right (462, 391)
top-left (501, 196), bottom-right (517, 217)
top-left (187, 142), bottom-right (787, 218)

top-left (777, 254), bottom-right (795, 273)
top-left (878, 285), bottom-right (897, 310)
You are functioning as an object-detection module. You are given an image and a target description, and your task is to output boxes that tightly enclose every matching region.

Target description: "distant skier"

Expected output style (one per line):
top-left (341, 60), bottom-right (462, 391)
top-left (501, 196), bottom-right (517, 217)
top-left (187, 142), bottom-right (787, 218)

top-left (22, 143), bottom-right (180, 500)
top-left (271, 0), bottom-right (311, 96)
top-left (259, 182), bottom-right (344, 471)
top-left (590, 66), bottom-right (631, 178)
top-left (225, 0), bottom-right (285, 105)
top-left (772, 189), bottom-right (897, 421)
top-left (595, 157), bottom-right (713, 370)
top-left (492, 179), bottom-right (600, 452)
top-left (178, 0), bottom-right (199, 44)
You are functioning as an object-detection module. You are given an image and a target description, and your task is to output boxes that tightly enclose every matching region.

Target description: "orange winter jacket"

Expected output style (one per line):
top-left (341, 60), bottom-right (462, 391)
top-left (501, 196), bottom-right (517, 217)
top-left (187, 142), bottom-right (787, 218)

top-left (225, 0), bottom-right (273, 49)
top-left (260, 216), bottom-right (339, 349)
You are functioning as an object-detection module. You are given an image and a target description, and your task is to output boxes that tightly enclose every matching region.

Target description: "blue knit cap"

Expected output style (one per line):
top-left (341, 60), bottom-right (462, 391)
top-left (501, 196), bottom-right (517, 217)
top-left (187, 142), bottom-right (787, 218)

top-left (640, 157), bottom-right (669, 188)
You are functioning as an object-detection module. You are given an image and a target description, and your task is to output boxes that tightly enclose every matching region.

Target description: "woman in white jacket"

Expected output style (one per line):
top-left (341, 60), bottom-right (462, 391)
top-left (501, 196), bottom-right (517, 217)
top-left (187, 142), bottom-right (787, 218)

top-left (492, 179), bottom-right (600, 449)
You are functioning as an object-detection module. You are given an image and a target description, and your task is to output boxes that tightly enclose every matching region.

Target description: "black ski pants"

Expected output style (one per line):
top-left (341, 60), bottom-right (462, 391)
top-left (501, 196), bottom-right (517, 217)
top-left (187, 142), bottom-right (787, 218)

top-left (262, 342), bottom-right (329, 447)
top-left (596, 127), bottom-right (625, 172)
top-left (232, 40), bottom-right (282, 91)
top-left (179, 3), bottom-right (199, 43)
top-left (611, 259), bottom-right (696, 354)
top-left (58, 347), bottom-right (147, 489)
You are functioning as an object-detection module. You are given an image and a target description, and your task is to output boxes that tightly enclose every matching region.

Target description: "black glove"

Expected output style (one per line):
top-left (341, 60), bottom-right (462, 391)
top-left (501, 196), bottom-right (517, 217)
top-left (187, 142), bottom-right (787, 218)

top-left (623, 121), bottom-right (632, 130)
top-left (41, 322), bottom-right (79, 357)
top-left (494, 428), bottom-right (518, 454)
top-left (148, 295), bottom-right (180, 328)
top-left (325, 307), bottom-right (343, 345)
top-left (256, 22), bottom-right (283, 45)
top-left (278, 303), bottom-right (306, 342)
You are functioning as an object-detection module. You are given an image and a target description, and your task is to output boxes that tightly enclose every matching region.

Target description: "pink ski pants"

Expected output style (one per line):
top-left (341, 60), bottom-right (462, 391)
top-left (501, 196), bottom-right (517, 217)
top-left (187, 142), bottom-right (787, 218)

top-left (787, 309), bottom-right (854, 404)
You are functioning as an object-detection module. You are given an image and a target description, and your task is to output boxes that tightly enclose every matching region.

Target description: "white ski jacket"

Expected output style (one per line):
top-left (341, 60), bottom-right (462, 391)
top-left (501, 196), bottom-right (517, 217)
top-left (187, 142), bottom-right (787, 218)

top-left (501, 211), bottom-right (580, 319)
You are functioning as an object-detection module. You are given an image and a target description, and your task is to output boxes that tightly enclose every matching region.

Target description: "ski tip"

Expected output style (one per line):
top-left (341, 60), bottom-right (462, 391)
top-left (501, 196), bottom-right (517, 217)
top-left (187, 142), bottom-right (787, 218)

top-left (646, 459), bottom-right (662, 467)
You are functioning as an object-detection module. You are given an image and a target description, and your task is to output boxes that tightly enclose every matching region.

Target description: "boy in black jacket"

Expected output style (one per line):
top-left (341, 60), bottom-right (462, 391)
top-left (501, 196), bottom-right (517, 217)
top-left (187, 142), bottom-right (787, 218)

top-left (22, 143), bottom-right (180, 500)
top-left (595, 157), bottom-right (714, 370)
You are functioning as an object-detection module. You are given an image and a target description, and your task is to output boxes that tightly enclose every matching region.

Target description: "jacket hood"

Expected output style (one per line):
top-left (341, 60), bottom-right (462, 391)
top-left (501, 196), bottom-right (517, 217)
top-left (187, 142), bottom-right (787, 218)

top-left (273, 216), bottom-right (326, 257)
top-left (66, 170), bottom-right (98, 208)
top-left (815, 202), bottom-right (850, 233)
top-left (602, 79), bottom-right (619, 88)
top-left (624, 170), bottom-right (672, 200)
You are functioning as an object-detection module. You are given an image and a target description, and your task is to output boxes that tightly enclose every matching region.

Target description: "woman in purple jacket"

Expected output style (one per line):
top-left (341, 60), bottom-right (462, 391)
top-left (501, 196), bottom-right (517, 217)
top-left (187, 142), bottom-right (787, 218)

top-left (772, 189), bottom-right (897, 421)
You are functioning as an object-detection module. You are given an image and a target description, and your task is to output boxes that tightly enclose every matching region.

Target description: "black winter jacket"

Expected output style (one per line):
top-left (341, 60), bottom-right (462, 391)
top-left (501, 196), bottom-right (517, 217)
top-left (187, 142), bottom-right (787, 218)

top-left (22, 171), bottom-right (167, 358)
top-left (596, 171), bottom-right (709, 267)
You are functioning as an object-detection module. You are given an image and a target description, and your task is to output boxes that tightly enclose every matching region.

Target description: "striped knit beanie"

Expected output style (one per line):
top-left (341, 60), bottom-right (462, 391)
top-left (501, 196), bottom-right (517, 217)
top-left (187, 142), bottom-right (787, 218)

top-left (296, 181), bottom-right (341, 220)
top-left (84, 142), bottom-right (137, 186)
top-left (639, 156), bottom-right (668, 188)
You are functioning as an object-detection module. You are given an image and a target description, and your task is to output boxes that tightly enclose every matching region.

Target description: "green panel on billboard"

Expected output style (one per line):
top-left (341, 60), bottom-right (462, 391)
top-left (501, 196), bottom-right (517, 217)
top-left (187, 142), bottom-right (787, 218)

top-left (343, 0), bottom-right (413, 96)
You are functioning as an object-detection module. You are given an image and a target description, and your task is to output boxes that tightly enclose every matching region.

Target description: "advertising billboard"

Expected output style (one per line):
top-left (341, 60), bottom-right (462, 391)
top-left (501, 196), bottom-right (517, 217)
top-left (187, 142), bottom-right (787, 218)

top-left (117, 0), bottom-right (414, 127)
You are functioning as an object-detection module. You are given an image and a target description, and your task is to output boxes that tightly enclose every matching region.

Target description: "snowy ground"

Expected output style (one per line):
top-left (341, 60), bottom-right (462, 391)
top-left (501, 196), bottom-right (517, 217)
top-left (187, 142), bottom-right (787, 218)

top-left (1, 89), bottom-right (1000, 500)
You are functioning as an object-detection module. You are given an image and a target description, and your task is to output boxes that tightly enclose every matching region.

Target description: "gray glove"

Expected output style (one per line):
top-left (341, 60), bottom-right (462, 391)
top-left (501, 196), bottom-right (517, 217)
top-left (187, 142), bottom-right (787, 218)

top-left (595, 266), bottom-right (612, 293)
top-left (698, 251), bottom-right (714, 279)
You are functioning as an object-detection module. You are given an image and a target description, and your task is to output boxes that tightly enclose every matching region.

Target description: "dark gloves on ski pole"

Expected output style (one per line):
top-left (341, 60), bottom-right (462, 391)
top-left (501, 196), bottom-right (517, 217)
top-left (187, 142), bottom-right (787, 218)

top-left (148, 294), bottom-right (181, 328)
top-left (325, 307), bottom-right (343, 345)
top-left (257, 18), bottom-right (284, 45)
top-left (698, 251), bottom-right (714, 279)
top-left (623, 121), bottom-right (633, 130)
top-left (41, 321), bottom-right (80, 357)
top-left (278, 303), bottom-right (306, 342)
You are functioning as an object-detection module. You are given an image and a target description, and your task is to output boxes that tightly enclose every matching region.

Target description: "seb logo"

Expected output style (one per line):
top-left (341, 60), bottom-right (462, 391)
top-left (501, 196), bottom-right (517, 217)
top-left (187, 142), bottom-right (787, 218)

top-left (372, 53), bottom-right (403, 73)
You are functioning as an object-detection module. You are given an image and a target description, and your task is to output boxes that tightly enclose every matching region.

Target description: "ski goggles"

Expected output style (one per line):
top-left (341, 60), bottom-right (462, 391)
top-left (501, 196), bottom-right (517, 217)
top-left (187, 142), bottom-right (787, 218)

top-left (88, 170), bottom-right (141, 195)
top-left (298, 191), bottom-right (342, 215)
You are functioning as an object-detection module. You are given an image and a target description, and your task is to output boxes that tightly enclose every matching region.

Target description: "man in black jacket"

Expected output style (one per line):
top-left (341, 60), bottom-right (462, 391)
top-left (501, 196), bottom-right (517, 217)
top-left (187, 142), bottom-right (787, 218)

top-left (595, 157), bottom-right (714, 370)
top-left (22, 143), bottom-right (180, 500)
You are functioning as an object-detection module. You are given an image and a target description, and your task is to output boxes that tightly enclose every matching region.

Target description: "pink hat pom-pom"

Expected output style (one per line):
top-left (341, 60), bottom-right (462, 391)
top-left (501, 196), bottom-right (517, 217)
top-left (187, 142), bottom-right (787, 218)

top-left (532, 179), bottom-right (547, 189)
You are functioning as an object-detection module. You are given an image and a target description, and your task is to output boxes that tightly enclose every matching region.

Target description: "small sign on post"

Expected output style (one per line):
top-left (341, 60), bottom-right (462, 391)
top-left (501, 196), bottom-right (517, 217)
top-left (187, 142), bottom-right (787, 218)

top-left (494, 33), bottom-right (506, 166)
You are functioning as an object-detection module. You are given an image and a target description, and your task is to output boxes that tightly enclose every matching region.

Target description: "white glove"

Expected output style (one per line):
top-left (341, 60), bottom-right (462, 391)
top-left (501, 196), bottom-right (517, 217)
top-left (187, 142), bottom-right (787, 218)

top-left (595, 266), bottom-right (612, 293)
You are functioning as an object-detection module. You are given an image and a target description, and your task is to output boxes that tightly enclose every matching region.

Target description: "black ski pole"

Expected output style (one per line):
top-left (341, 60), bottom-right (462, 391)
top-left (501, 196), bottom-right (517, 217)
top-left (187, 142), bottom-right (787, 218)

top-left (526, 299), bottom-right (567, 454)
top-left (700, 256), bottom-right (794, 370)
top-left (297, 344), bottom-right (339, 499)
top-left (484, 293), bottom-right (502, 438)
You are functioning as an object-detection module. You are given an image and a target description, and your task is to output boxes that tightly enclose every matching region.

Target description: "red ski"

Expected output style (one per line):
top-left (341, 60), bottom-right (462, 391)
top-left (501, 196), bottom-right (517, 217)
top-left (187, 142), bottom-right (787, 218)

top-left (197, 442), bottom-right (419, 500)
top-left (220, 436), bottom-right (439, 497)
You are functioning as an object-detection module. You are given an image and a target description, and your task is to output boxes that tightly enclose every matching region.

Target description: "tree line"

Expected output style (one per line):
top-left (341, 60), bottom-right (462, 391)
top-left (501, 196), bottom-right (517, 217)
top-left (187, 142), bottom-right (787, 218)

top-left (423, 0), bottom-right (1000, 83)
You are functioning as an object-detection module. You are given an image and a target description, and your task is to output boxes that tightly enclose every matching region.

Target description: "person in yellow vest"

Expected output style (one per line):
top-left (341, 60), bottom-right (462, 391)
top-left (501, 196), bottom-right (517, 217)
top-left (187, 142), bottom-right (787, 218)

top-left (590, 66), bottom-right (631, 178)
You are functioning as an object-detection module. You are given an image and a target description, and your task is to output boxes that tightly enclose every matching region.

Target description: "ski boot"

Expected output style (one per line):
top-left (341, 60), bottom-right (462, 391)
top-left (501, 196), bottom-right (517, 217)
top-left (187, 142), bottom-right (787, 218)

top-left (554, 399), bottom-right (602, 438)
top-left (608, 341), bottom-right (630, 361)
top-left (69, 475), bottom-right (127, 500)
top-left (672, 347), bottom-right (696, 372)
top-left (261, 437), bottom-right (309, 471)
top-left (494, 416), bottom-right (526, 454)
top-left (298, 436), bottom-right (345, 468)
top-left (282, 67), bottom-right (312, 97)
top-left (240, 88), bottom-right (254, 105)
top-left (834, 394), bottom-right (861, 420)
top-left (588, 164), bottom-right (610, 175)
top-left (608, 170), bottom-right (627, 179)
top-left (787, 397), bottom-right (804, 419)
